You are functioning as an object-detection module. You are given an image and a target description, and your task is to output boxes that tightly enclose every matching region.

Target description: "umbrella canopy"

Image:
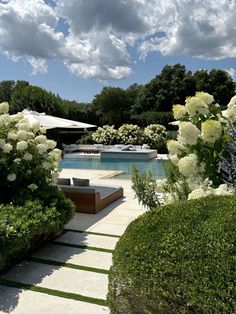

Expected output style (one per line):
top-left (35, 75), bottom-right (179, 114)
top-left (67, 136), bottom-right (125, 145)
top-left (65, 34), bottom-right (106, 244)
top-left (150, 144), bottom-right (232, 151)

top-left (168, 120), bottom-right (179, 126)
top-left (21, 109), bottom-right (96, 129)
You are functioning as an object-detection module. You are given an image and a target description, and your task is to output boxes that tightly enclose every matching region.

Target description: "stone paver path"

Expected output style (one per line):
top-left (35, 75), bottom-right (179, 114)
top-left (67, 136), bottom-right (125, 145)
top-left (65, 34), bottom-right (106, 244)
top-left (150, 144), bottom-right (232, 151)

top-left (0, 169), bottom-right (144, 313)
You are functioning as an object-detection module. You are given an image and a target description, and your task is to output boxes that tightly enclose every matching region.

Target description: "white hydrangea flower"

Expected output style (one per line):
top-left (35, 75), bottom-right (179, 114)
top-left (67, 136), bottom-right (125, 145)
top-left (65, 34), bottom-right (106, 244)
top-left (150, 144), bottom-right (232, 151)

top-left (49, 149), bottom-right (61, 162)
top-left (188, 186), bottom-right (214, 200)
top-left (164, 193), bottom-right (179, 204)
top-left (37, 143), bottom-right (48, 154)
top-left (46, 140), bottom-right (57, 150)
top-left (156, 178), bottom-right (167, 193)
top-left (14, 158), bottom-right (21, 164)
top-left (178, 153), bottom-right (200, 177)
top-left (10, 112), bottom-right (24, 121)
top-left (18, 122), bottom-right (30, 131)
top-left (35, 135), bottom-right (47, 144)
top-left (185, 96), bottom-right (209, 117)
top-left (169, 154), bottom-right (179, 165)
top-left (7, 173), bottom-right (16, 182)
top-left (16, 141), bottom-right (28, 151)
top-left (31, 121), bottom-right (41, 132)
top-left (0, 102), bottom-right (9, 114)
top-left (172, 104), bottom-right (187, 120)
top-left (7, 132), bottom-right (17, 140)
top-left (17, 130), bottom-right (28, 140)
top-left (224, 95), bottom-right (236, 123)
top-left (3, 143), bottom-right (13, 153)
top-left (214, 184), bottom-right (235, 196)
top-left (0, 114), bottom-right (10, 126)
top-left (178, 122), bottom-right (200, 145)
top-left (195, 92), bottom-right (214, 105)
top-left (167, 140), bottom-right (184, 155)
top-left (23, 153), bottom-right (33, 161)
top-left (201, 120), bottom-right (222, 143)
top-left (27, 183), bottom-right (38, 191)
top-left (187, 176), bottom-right (204, 191)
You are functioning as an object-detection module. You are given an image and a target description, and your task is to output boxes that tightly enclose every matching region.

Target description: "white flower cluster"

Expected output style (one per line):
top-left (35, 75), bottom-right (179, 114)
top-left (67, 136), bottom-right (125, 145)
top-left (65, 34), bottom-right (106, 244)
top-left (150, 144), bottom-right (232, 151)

top-left (163, 93), bottom-right (236, 204)
top-left (0, 102), bottom-right (61, 196)
top-left (224, 95), bottom-right (236, 124)
top-left (117, 124), bottom-right (142, 145)
top-left (92, 125), bottom-right (117, 144)
top-left (144, 124), bottom-right (166, 148)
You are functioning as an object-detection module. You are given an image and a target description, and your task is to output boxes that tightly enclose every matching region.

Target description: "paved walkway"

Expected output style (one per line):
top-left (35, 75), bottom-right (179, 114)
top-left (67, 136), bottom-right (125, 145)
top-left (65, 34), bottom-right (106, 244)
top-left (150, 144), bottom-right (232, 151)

top-left (0, 169), bottom-right (144, 313)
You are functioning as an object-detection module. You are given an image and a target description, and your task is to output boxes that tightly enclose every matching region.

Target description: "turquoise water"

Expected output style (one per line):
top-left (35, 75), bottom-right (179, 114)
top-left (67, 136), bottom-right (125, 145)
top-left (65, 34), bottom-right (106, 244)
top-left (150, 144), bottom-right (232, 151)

top-left (60, 157), bottom-right (167, 179)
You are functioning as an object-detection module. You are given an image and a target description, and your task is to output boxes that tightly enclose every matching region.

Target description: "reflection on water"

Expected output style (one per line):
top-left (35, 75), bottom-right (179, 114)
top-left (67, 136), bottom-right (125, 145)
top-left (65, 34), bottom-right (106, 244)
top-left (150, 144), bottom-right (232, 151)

top-left (60, 158), bottom-right (167, 179)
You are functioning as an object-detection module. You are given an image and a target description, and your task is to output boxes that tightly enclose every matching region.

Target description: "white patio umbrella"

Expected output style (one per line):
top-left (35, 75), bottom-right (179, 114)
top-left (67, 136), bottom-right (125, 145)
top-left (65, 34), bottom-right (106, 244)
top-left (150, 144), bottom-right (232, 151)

top-left (21, 109), bottom-right (96, 129)
top-left (168, 120), bottom-right (179, 126)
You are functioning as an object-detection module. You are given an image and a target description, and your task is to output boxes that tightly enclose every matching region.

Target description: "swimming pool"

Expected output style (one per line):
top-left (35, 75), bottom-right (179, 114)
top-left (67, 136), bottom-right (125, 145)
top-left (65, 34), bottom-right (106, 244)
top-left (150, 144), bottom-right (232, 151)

top-left (60, 157), bottom-right (167, 179)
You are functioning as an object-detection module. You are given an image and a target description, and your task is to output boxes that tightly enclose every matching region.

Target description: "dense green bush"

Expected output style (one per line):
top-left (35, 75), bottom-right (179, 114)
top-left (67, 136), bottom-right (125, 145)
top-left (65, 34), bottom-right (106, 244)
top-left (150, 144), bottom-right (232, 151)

top-left (108, 195), bottom-right (236, 313)
top-left (0, 188), bottom-right (75, 271)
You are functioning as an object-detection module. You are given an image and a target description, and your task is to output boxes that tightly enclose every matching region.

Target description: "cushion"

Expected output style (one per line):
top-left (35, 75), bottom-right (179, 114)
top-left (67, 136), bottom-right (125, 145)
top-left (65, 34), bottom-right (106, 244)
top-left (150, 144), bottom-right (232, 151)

top-left (72, 177), bottom-right (90, 187)
top-left (57, 178), bottom-right (71, 185)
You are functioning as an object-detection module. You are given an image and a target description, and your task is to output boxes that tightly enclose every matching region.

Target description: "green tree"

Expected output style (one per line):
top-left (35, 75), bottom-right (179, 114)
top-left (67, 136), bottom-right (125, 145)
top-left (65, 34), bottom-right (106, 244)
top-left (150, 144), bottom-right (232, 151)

top-left (92, 87), bottom-right (132, 126)
top-left (131, 64), bottom-right (196, 115)
top-left (208, 69), bottom-right (236, 106)
top-left (194, 69), bottom-right (236, 107)
top-left (11, 85), bottom-right (63, 116)
top-left (0, 80), bottom-right (15, 104)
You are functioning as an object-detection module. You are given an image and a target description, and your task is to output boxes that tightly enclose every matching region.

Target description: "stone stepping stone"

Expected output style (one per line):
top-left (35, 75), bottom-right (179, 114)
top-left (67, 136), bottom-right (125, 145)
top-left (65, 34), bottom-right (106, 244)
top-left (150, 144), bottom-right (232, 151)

top-left (0, 285), bottom-right (109, 314)
top-left (89, 223), bottom-right (127, 236)
top-left (55, 231), bottom-right (119, 250)
top-left (31, 243), bottom-right (112, 270)
top-left (1, 261), bottom-right (108, 300)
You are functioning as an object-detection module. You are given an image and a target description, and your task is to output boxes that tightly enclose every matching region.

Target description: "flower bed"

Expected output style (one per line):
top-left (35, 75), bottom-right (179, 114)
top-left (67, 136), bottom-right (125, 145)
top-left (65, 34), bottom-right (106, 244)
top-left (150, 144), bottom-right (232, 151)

top-left (0, 102), bottom-right (75, 270)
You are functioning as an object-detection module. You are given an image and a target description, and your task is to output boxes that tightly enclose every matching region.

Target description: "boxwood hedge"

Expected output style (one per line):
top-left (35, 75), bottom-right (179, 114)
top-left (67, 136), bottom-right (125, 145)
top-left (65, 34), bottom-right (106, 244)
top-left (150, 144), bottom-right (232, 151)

top-left (0, 187), bottom-right (75, 271)
top-left (108, 195), bottom-right (236, 313)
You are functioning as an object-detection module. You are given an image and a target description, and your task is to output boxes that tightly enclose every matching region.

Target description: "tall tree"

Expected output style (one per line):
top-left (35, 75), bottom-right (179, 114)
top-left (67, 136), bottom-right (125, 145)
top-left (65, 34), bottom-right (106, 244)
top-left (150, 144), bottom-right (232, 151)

top-left (92, 87), bottom-right (132, 126)
top-left (132, 64), bottom-right (196, 114)
top-left (11, 85), bottom-right (63, 116)
top-left (194, 69), bottom-right (236, 106)
top-left (0, 80), bottom-right (15, 103)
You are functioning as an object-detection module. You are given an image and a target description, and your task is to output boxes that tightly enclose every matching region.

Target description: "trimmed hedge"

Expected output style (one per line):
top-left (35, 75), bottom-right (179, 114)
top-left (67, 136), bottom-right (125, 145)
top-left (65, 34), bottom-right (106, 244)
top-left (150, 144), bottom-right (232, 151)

top-left (0, 187), bottom-right (75, 271)
top-left (108, 195), bottom-right (236, 313)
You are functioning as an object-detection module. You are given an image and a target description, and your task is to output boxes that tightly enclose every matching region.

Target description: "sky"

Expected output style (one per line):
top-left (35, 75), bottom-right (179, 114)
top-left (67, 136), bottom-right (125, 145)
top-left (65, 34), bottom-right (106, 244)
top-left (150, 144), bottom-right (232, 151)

top-left (0, 0), bottom-right (236, 103)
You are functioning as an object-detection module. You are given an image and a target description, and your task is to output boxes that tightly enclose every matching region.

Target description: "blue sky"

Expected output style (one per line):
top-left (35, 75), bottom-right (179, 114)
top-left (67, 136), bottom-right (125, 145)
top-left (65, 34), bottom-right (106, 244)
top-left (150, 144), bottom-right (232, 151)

top-left (0, 0), bottom-right (236, 103)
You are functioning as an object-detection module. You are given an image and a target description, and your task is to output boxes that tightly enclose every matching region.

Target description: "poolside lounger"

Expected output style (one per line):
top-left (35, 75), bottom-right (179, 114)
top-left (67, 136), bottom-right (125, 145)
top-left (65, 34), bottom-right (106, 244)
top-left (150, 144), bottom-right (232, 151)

top-left (58, 184), bottom-right (124, 214)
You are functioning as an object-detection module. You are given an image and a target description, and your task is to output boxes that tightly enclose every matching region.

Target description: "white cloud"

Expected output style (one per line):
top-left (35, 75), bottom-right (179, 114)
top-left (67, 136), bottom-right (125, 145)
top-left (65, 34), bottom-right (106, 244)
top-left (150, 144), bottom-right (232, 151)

top-left (225, 68), bottom-right (236, 81)
top-left (139, 0), bottom-right (236, 60)
top-left (0, 0), bottom-right (236, 80)
top-left (27, 56), bottom-right (48, 75)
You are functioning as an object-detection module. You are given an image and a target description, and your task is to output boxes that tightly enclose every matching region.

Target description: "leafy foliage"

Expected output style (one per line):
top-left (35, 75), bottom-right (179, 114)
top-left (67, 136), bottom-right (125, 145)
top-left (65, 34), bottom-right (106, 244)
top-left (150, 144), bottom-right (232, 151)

top-left (0, 191), bottom-right (75, 271)
top-left (144, 124), bottom-right (166, 150)
top-left (108, 195), bottom-right (236, 314)
top-left (131, 166), bottom-right (161, 209)
top-left (117, 124), bottom-right (143, 145)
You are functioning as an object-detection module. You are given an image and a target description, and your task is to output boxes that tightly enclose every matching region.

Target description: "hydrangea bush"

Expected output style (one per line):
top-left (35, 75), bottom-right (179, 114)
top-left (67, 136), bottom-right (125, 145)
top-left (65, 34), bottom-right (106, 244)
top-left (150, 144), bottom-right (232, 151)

top-left (144, 124), bottom-right (166, 150)
top-left (91, 125), bottom-right (117, 144)
top-left (0, 102), bottom-right (61, 204)
top-left (117, 124), bottom-right (143, 145)
top-left (157, 92), bottom-right (236, 203)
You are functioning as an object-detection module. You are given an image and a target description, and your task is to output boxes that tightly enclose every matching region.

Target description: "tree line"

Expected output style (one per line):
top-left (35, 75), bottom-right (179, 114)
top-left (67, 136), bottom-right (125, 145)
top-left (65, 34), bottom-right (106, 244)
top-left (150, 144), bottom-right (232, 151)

top-left (1, 64), bottom-right (235, 128)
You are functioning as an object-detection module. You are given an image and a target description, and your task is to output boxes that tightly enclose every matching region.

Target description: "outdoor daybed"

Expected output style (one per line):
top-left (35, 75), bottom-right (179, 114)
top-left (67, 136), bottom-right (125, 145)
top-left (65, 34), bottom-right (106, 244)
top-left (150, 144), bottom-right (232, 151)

top-left (58, 182), bottom-right (124, 214)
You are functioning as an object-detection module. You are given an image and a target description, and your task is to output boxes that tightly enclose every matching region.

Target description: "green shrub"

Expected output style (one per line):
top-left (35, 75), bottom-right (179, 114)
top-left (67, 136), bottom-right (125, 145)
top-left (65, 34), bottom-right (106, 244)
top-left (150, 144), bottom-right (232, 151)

top-left (108, 195), bottom-right (236, 313)
top-left (0, 189), bottom-right (75, 271)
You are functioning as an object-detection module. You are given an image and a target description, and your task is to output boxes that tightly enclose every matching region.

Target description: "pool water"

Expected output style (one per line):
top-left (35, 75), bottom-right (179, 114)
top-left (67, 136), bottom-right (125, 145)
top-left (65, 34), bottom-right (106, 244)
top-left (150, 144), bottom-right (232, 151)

top-left (60, 157), bottom-right (167, 179)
